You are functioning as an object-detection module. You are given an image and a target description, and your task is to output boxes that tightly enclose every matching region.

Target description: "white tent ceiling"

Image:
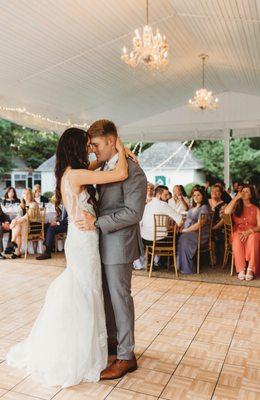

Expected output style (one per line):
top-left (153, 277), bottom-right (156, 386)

top-left (0, 0), bottom-right (259, 140)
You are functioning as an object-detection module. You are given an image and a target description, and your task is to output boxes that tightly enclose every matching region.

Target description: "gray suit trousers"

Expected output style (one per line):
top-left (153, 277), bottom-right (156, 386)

top-left (102, 263), bottom-right (135, 360)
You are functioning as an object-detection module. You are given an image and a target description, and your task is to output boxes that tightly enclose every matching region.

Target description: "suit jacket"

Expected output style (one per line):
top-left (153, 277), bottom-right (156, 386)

top-left (97, 158), bottom-right (147, 265)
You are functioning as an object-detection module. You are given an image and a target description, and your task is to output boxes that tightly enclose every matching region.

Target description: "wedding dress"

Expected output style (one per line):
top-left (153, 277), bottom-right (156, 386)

top-left (6, 171), bottom-right (108, 388)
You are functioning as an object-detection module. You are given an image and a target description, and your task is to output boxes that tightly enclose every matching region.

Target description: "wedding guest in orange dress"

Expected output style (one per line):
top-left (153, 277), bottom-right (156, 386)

top-left (224, 184), bottom-right (260, 281)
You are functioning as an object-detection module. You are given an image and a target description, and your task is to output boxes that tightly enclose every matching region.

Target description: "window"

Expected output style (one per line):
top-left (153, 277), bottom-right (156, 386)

top-left (13, 173), bottom-right (27, 189)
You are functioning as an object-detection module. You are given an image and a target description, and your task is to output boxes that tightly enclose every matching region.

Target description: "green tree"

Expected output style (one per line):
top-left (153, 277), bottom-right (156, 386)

top-left (13, 129), bottom-right (59, 169)
top-left (193, 140), bottom-right (224, 179)
top-left (193, 138), bottom-right (260, 183)
top-left (0, 120), bottom-right (15, 177)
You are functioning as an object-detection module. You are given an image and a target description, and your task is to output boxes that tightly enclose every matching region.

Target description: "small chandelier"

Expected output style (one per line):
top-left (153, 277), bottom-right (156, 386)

top-left (121, 0), bottom-right (169, 70)
top-left (188, 54), bottom-right (219, 110)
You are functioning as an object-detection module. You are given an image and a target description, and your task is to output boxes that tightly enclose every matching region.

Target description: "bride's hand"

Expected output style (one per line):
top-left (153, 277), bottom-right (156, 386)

top-left (124, 147), bottom-right (139, 163)
top-left (115, 137), bottom-right (125, 153)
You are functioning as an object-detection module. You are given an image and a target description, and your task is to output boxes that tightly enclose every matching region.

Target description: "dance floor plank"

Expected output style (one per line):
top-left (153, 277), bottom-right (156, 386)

top-left (0, 260), bottom-right (259, 400)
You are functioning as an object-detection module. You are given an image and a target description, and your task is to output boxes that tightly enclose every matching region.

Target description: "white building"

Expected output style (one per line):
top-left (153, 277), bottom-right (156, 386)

top-left (139, 142), bottom-right (205, 189)
top-left (36, 142), bottom-right (205, 194)
top-left (0, 156), bottom-right (41, 197)
top-left (36, 156), bottom-right (56, 194)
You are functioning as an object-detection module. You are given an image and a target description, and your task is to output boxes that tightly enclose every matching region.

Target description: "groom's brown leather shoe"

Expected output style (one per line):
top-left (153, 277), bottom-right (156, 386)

top-left (100, 356), bottom-right (137, 380)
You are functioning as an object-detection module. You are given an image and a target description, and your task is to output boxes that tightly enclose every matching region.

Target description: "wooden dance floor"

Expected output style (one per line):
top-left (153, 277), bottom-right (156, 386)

top-left (0, 260), bottom-right (259, 400)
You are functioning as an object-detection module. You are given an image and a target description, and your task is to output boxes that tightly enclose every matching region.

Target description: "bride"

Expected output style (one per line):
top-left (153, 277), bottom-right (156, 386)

top-left (6, 127), bottom-right (129, 388)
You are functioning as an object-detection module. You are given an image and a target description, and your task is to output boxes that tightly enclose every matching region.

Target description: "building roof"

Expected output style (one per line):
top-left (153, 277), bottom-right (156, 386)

top-left (36, 155), bottom-right (56, 172)
top-left (36, 143), bottom-right (202, 171)
top-left (36, 152), bottom-right (96, 172)
top-left (139, 142), bottom-right (203, 170)
top-left (11, 156), bottom-right (30, 171)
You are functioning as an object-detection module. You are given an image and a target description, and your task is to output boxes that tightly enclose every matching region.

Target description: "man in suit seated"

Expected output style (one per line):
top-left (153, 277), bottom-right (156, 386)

top-left (0, 205), bottom-right (12, 260)
top-left (36, 208), bottom-right (68, 260)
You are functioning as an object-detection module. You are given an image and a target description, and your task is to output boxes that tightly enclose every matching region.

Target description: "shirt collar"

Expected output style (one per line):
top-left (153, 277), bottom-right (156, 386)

top-left (106, 153), bottom-right (119, 170)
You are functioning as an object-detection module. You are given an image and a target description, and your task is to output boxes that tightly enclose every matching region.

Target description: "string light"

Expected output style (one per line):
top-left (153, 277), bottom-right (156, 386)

top-left (149, 141), bottom-right (188, 173)
top-left (0, 106), bottom-right (89, 130)
top-left (176, 140), bottom-right (194, 171)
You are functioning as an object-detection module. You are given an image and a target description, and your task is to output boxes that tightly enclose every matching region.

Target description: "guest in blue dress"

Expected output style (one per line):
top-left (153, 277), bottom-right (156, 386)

top-left (178, 187), bottom-right (210, 274)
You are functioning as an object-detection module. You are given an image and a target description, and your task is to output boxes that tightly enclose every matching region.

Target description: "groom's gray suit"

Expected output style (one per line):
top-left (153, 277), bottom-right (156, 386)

top-left (97, 157), bottom-right (147, 360)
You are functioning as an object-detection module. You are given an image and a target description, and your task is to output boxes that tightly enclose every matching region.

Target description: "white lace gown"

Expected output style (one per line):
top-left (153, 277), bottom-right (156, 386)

top-left (6, 172), bottom-right (108, 388)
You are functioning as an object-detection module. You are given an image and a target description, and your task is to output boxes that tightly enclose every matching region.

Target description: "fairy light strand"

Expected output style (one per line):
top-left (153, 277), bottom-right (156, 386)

top-left (176, 140), bottom-right (194, 171)
top-left (149, 141), bottom-right (188, 173)
top-left (0, 106), bottom-right (89, 129)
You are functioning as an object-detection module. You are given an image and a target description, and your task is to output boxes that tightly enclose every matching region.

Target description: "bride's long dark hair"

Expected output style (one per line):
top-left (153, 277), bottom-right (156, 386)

top-left (55, 128), bottom-right (97, 216)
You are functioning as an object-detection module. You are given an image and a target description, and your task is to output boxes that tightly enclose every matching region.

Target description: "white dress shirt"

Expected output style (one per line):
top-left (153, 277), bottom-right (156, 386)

top-left (140, 197), bottom-right (182, 241)
top-left (168, 196), bottom-right (189, 214)
top-left (104, 153), bottom-right (119, 171)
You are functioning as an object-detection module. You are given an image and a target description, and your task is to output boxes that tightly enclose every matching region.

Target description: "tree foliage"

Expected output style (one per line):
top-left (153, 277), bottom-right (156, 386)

top-left (193, 138), bottom-right (260, 183)
top-left (128, 138), bottom-right (260, 184)
top-left (13, 129), bottom-right (59, 169)
top-left (0, 119), bottom-right (59, 176)
top-left (0, 120), bottom-right (15, 176)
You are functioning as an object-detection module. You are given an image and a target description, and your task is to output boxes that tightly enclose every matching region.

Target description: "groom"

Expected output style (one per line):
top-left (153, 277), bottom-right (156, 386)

top-left (77, 120), bottom-right (147, 380)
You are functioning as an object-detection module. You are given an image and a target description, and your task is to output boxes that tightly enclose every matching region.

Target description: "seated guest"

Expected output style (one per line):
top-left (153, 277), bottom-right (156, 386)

top-left (139, 185), bottom-right (182, 269)
top-left (146, 182), bottom-right (154, 203)
top-left (178, 187), bottom-right (210, 274)
top-left (36, 207), bottom-right (68, 260)
top-left (215, 180), bottom-right (232, 204)
top-left (2, 187), bottom-right (20, 206)
top-left (141, 185), bottom-right (182, 246)
top-left (179, 185), bottom-right (188, 198)
top-left (189, 184), bottom-right (201, 207)
top-left (209, 185), bottom-right (226, 265)
top-left (33, 184), bottom-right (49, 206)
top-left (168, 185), bottom-right (189, 214)
top-left (0, 206), bottom-right (12, 260)
top-left (256, 183), bottom-right (260, 207)
top-left (231, 181), bottom-right (240, 197)
top-left (224, 185), bottom-right (260, 281)
top-left (6, 188), bottom-right (38, 259)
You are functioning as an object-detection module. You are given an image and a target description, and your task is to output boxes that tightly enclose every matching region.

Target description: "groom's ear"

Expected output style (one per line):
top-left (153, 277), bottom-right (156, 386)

top-left (107, 134), bottom-right (116, 148)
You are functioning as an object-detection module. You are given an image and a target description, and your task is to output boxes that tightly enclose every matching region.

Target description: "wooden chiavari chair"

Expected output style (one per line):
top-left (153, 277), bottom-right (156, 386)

top-left (196, 211), bottom-right (214, 274)
top-left (222, 213), bottom-right (234, 275)
top-left (146, 214), bottom-right (178, 278)
top-left (24, 207), bottom-right (45, 259)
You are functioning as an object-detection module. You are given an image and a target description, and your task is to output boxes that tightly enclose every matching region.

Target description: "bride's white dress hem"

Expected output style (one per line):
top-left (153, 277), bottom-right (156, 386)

top-left (6, 173), bottom-right (108, 388)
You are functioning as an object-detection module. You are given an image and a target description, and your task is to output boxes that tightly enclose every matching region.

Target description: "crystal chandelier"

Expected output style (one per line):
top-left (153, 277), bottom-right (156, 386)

top-left (121, 0), bottom-right (169, 70)
top-left (188, 54), bottom-right (219, 110)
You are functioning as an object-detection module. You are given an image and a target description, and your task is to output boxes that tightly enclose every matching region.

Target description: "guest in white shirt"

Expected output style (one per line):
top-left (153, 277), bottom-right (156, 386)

top-left (146, 182), bottom-right (155, 203)
top-left (168, 185), bottom-right (189, 214)
top-left (141, 185), bottom-right (182, 244)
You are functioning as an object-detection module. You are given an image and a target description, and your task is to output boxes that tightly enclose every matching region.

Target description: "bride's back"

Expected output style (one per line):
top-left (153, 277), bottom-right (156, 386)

top-left (61, 170), bottom-right (95, 223)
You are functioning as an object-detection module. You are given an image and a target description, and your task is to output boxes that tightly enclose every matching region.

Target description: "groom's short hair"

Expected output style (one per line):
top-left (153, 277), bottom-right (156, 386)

top-left (88, 120), bottom-right (118, 138)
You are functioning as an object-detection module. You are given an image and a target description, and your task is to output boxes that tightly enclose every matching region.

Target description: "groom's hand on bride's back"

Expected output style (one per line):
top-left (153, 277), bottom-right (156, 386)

top-left (75, 211), bottom-right (96, 231)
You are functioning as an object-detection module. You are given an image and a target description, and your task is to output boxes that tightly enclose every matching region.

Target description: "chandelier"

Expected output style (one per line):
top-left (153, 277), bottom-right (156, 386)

top-left (121, 0), bottom-right (169, 70)
top-left (188, 54), bottom-right (219, 110)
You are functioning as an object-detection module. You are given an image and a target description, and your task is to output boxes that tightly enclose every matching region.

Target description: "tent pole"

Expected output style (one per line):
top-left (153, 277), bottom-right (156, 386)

top-left (224, 129), bottom-right (231, 189)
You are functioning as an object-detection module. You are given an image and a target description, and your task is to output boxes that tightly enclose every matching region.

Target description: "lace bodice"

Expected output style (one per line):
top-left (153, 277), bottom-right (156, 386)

top-left (61, 171), bottom-right (96, 222)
